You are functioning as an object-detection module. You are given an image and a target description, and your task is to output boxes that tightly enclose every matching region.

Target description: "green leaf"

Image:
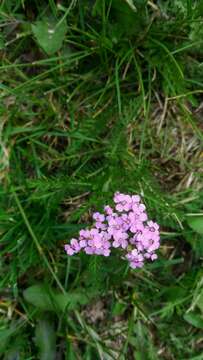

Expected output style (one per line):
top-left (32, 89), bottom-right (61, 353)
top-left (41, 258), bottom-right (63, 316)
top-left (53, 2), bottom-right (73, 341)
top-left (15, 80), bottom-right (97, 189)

top-left (184, 312), bottom-right (203, 329)
top-left (23, 284), bottom-right (57, 312)
top-left (57, 291), bottom-right (90, 311)
top-left (187, 216), bottom-right (203, 234)
top-left (35, 317), bottom-right (56, 360)
top-left (23, 284), bottom-right (89, 313)
top-left (31, 17), bottom-right (67, 55)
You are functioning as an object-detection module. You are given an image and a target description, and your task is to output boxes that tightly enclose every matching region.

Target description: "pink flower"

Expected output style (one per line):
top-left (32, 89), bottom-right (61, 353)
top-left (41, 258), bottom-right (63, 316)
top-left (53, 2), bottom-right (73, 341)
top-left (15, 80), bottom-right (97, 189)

top-left (103, 249), bottom-right (111, 256)
top-left (104, 205), bottom-right (113, 215)
top-left (64, 192), bottom-right (160, 268)
top-left (107, 216), bottom-right (123, 235)
top-left (114, 193), bottom-right (132, 212)
top-left (64, 245), bottom-right (75, 255)
top-left (113, 238), bottom-right (128, 249)
top-left (95, 221), bottom-right (107, 230)
top-left (120, 213), bottom-right (132, 231)
top-left (93, 212), bottom-right (105, 222)
top-left (70, 239), bottom-right (81, 252)
top-left (85, 246), bottom-right (94, 255)
top-left (79, 239), bottom-right (87, 248)
top-left (147, 220), bottom-right (159, 231)
top-left (151, 253), bottom-right (158, 261)
top-left (126, 249), bottom-right (144, 268)
top-left (132, 195), bottom-right (141, 203)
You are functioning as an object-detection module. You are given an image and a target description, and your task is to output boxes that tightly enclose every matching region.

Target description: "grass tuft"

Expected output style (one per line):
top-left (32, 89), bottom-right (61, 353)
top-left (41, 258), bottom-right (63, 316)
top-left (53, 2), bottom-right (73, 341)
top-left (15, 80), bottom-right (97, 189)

top-left (0, 0), bottom-right (203, 358)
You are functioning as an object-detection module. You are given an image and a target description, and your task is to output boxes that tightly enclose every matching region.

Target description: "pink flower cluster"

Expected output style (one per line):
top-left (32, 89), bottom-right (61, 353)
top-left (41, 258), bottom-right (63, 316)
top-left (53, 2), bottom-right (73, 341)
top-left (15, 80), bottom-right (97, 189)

top-left (64, 192), bottom-right (160, 269)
